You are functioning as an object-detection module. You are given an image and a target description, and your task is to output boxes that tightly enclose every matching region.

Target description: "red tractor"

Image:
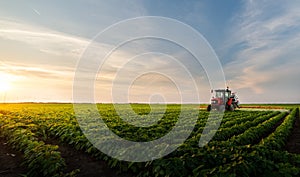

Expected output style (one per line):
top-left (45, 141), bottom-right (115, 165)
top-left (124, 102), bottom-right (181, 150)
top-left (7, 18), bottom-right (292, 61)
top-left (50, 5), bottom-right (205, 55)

top-left (207, 87), bottom-right (239, 111)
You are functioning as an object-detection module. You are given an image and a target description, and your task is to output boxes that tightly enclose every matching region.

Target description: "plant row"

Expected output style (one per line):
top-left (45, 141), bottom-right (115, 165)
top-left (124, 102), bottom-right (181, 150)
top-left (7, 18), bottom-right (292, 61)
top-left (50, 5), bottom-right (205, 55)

top-left (0, 104), bottom-right (299, 177)
top-left (0, 111), bottom-right (67, 177)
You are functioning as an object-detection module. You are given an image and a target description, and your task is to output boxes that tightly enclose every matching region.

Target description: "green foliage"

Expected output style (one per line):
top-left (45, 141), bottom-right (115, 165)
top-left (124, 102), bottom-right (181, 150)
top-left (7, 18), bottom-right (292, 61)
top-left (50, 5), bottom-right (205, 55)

top-left (0, 104), bottom-right (299, 177)
top-left (0, 111), bottom-right (66, 177)
top-left (259, 108), bottom-right (299, 150)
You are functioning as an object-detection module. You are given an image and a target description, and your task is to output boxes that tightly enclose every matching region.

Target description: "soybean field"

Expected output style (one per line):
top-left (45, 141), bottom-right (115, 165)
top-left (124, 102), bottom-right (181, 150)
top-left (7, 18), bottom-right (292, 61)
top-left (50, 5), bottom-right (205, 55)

top-left (0, 103), bottom-right (300, 177)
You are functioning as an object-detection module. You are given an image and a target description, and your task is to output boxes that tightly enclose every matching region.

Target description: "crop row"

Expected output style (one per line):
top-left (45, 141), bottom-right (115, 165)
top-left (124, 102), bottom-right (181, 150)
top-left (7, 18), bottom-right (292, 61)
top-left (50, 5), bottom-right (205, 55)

top-left (221, 111), bottom-right (271, 128)
top-left (209, 111), bottom-right (280, 141)
top-left (0, 104), bottom-right (299, 177)
top-left (0, 111), bottom-right (68, 177)
top-left (230, 111), bottom-right (287, 146)
top-left (258, 108), bottom-right (299, 150)
top-left (179, 108), bottom-right (300, 177)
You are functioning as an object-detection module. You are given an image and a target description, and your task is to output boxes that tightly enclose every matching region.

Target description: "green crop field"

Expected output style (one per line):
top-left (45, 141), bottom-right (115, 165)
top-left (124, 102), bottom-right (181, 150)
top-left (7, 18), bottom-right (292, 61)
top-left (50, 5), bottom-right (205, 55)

top-left (1, 103), bottom-right (300, 177)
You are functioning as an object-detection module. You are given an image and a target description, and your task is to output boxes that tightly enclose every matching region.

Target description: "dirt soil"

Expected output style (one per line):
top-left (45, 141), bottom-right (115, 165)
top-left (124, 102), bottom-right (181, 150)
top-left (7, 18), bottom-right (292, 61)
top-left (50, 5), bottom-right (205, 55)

top-left (46, 138), bottom-right (134, 177)
top-left (0, 110), bottom-right (134, 177)
top-left (0, 137), bottom-right (134, 177)
top-left (252, 116), bottom-right (286, 145)
top-left (0, 137), bottom-right (26, 177)
top-left (286, 116), bottom-right (300, 154)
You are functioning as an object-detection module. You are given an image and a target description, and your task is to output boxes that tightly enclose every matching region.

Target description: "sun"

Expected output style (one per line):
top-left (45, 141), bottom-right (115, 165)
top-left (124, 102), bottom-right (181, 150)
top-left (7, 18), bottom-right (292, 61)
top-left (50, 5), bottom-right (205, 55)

top-left (0, 78), bottom-right (11, 92)
top-left (0, 82), bottom-right (10, 92)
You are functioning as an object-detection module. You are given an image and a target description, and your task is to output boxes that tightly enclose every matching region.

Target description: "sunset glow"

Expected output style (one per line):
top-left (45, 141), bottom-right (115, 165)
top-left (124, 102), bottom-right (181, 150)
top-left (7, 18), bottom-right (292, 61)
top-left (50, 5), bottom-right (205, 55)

top-left (0, 1), bottom-right (299, 103)
top-left (0, 74), bottom-right (12, 92)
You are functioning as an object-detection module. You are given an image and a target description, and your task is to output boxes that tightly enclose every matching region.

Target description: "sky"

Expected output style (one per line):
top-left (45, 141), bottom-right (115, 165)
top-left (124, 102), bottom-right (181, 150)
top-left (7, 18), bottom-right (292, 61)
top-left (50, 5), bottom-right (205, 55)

top-left (0, 0), bottom-right (299, 103)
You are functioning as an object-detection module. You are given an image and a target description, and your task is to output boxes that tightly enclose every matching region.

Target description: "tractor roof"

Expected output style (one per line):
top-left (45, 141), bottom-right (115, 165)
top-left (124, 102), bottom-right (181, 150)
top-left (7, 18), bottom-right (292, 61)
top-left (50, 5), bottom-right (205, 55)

top-left (215, 89), bottom-right (231, 92)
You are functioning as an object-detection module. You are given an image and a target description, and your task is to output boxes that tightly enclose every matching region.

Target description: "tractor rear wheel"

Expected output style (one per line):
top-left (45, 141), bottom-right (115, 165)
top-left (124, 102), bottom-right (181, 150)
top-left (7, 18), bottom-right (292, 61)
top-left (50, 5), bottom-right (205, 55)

top-left (207, 105), bottom-right (211, 111)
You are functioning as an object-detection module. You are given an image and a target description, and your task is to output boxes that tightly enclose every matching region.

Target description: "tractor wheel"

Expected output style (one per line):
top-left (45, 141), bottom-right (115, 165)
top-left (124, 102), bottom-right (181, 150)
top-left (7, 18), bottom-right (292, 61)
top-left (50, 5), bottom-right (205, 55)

top-left (207, 105), bottom-right (211, 111)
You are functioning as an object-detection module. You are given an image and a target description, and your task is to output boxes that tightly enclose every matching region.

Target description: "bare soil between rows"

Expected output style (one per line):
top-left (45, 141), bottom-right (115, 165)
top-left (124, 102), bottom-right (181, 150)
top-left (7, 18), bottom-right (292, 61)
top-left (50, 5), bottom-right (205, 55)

top-left (45, 138), bottom-right (134, 177)
top-left (0, 110), bottom-right (134, 177)
top-left (0, 136), bottom-right (134, 177)
top-left (286, 115), bottom-right (300, 154)
top-left (253, 115), bottom-right (286, 145)
top-left (0, 137), bottom-right (26, 177)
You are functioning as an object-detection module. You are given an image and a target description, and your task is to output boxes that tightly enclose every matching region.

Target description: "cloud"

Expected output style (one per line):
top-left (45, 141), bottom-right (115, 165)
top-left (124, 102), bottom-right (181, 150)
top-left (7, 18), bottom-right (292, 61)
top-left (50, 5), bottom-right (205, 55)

top-left (0, 61), bottom-right (74, 102)
top-left (0, 1), bottom-right (150, 103)
top-left (0, 15), bottom-right (212, 103)
top-left (0, 61), bottom-right (73, 80)
top-left (0, 19), bottom-right (89, 58)
top-left (90, 34), bottom-right (213, 103)
top-left (222, 0), bottom-right (300, 102)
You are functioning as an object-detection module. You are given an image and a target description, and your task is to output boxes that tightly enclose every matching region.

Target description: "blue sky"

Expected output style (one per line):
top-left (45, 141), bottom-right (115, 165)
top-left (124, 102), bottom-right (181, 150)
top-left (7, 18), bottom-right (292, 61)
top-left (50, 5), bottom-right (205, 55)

top-left (0, 0), bottom-right (299, 103)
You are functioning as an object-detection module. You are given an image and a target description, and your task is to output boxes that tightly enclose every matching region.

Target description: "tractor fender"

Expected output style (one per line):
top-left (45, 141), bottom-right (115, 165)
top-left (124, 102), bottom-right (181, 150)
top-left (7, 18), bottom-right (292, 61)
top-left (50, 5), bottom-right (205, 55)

top-left (227, 98), bottom-right (233, 106)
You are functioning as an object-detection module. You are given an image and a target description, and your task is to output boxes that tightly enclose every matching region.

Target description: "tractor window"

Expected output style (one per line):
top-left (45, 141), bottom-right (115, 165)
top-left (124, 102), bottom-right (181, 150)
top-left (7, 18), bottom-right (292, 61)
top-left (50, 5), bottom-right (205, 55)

top-left (225, 92), bottom-right (230, 98)
top-left (215, 92), bottom-right (223, 98)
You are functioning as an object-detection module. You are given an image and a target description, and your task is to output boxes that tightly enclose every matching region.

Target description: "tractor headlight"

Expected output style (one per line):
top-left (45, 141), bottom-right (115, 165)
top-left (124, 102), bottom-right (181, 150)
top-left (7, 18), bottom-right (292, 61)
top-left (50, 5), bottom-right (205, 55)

top-left (211, 100), bottom-right (218, 104)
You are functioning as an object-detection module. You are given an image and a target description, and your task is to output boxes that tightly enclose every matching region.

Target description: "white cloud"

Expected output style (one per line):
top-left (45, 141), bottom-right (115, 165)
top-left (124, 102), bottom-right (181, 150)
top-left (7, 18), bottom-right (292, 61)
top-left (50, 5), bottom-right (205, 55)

top-left (0, 19), bottom-right (89, 57)
top-left (223, 0), bottom-right (300, 102)
top-left (0, 19), bottom-right (92, 102)
top-left (0, 16), bottom-right (212, 103)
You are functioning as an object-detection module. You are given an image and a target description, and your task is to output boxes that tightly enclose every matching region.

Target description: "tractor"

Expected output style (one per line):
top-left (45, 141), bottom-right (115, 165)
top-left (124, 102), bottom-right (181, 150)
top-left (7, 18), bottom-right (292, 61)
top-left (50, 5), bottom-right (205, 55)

top-left (207, 87), bottom-right (239, 111)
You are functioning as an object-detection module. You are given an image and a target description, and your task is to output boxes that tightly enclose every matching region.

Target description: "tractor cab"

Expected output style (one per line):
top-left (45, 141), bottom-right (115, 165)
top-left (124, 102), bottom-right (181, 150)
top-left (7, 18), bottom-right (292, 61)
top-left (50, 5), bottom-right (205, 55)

top-left (207, 87), bottom-right (239, 111)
